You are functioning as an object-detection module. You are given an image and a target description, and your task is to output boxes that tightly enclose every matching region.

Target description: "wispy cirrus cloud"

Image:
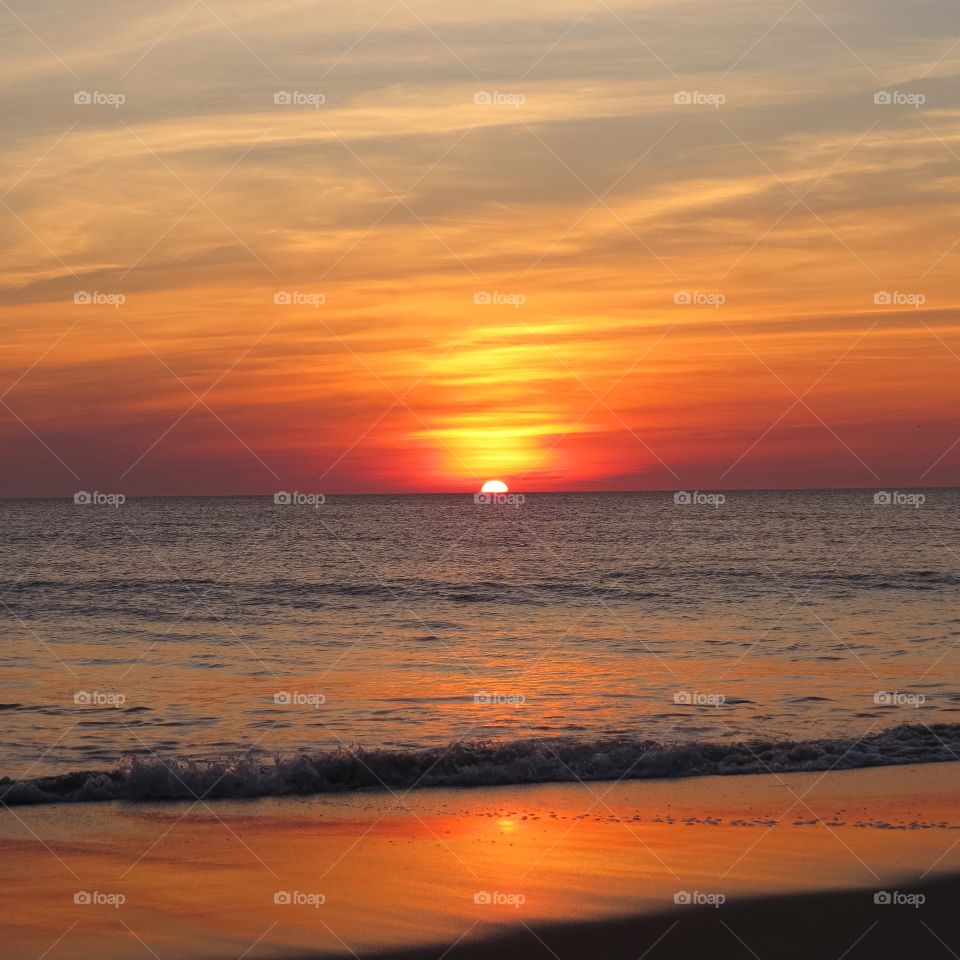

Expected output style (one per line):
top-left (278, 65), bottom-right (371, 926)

top-left (2, 0), bottom-right (960, 494)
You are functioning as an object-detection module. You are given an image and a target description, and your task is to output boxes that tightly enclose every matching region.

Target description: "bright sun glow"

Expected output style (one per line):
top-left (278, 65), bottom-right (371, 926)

top-left (480, 479), bottom-right (509, 493)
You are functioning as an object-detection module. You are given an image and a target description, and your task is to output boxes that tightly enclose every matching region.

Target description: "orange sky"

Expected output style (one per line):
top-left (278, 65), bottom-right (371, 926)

top-left (2, 0), bottom-right (959, 495)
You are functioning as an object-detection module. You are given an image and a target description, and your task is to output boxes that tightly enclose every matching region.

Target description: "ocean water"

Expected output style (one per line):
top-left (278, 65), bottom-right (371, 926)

top-left (2, 489), bottom-right (959, 803)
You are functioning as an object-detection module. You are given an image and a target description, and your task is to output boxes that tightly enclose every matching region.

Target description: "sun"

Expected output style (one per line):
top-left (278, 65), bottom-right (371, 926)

top-left (480, 479), bottom-right (509, 493)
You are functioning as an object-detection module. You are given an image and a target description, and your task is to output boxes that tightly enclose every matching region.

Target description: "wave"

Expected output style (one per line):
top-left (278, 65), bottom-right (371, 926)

top-left (2, 724), bottom-right (959, 806)
top-left (3, 569), bottom-right (956, 618)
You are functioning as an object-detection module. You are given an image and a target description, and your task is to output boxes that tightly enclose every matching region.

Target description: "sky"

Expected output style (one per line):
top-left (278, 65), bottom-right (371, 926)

top-left (1, 0), bottom-right (959, 496)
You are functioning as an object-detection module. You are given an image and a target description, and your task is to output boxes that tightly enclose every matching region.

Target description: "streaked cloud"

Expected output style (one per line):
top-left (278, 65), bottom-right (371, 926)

top-left (2, 0), bottom-right (959, 494)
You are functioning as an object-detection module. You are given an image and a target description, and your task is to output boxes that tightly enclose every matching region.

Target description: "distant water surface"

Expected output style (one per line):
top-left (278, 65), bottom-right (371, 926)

top-left (1, 490), bottom-right (959, 795)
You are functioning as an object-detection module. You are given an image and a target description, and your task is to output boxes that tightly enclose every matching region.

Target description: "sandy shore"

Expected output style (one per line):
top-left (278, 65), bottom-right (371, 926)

top-left (2, 761), bottom-right (959, 959)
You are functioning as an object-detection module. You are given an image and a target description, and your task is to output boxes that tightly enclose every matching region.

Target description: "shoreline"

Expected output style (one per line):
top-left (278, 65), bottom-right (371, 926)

top-left (3, 761), bottom-right (959, 959)
top-left (5, 722), bottom-right (960, 806)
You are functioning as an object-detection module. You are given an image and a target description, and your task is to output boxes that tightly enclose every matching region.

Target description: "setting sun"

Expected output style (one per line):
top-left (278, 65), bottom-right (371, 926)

top-left (480, 480), bottom-right (509, 494)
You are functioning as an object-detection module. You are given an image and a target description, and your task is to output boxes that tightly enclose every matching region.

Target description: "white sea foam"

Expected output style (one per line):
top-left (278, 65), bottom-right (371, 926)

top-left (2, 723), bottom-right (958, 806)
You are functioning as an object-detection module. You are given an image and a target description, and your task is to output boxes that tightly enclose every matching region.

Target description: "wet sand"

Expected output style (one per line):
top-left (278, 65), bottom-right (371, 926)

top-left (2, 761), bottom-right (958, 959)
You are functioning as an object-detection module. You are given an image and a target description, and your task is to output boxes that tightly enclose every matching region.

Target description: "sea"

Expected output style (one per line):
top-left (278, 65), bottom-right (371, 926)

top-left (2, 489), bottom-right (959, 803)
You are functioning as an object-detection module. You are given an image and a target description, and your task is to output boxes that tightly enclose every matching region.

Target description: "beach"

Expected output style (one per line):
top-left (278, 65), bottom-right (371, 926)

top-left (3, 760), bottom-right (958, 959)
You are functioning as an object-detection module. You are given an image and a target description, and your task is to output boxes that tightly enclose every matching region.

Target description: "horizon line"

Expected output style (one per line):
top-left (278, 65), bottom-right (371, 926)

top-left (2, 483), bottom-right (957, 502)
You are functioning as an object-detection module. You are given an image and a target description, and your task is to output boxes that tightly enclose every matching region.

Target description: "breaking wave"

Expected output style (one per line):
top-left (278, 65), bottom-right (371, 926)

top-left (2, 723), bottom-right (958, 806)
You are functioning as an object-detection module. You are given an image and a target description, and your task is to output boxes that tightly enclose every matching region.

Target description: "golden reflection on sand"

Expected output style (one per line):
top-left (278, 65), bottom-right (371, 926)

top-left (2, 763), bottom-right (959, 960)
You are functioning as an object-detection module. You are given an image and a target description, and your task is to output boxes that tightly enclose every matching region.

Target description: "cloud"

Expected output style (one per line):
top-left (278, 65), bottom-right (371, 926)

top-left (2, 0), bottom-right (960, 494)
